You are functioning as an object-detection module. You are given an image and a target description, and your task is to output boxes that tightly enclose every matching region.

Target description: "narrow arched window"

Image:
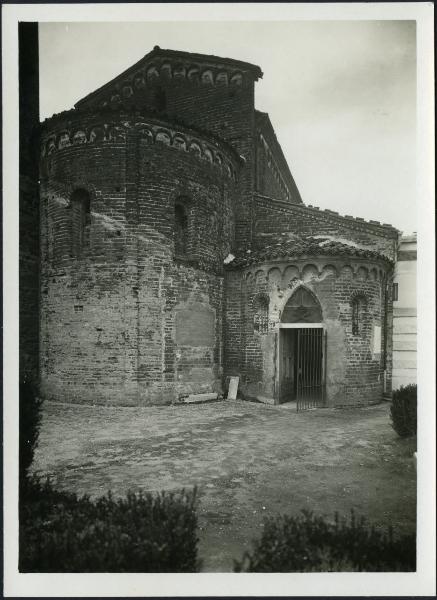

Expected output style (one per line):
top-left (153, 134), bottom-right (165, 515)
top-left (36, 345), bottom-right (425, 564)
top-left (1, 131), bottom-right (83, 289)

top-left (174, 201), bottom-right (188, 256)
top-left (71, 189), bottom-right (90, 257)
top-left (351, 295), bottom-right (367, 335)
top-left (253, 294), bottom-right (269, 334)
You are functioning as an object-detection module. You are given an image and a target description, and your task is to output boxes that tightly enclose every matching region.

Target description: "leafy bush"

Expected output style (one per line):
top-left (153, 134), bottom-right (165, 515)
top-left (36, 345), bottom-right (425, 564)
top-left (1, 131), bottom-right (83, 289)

top-left (19, 378), bottom-right (43, 480)
top-left (390, 384), bottom-right (417, 438)
top-left (18, 383), bottom-right (199, 572)
top-left (20, 478), bottom-right (199, 572)
top-left (234, 510), bottom-right (415, 572)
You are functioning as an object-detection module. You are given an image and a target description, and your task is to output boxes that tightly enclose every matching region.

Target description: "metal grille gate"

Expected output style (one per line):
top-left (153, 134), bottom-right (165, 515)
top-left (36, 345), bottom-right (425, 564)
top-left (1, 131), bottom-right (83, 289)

top-left (296, 328), bottom-right (327, 411)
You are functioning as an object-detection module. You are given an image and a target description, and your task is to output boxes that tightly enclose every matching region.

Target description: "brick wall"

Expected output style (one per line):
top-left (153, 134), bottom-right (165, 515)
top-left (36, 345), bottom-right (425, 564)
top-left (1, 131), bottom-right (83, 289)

top-left (162, 75), bottom-right (255, 251)
top-left (253, 194), bottom-right (398, 261)
top-left (225, 256), bottom-right (393, 406)
top-left (76, 58), bottom-right (258, 252)
top-left (255, 112), bottom-right (303, 204)
top-left (37, 49), bottom-right (399, 409)
top-left (19, 22), bottom-right (40, 383)
top-left (40, 114), bottom-right (237, 405)
top-left (256, 138), bottom-right (289, 202)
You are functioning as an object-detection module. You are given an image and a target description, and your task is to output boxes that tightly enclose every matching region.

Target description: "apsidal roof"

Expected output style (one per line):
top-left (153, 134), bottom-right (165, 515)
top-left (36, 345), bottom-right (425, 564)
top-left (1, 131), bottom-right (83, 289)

top-left (228, 236), bottom-right (393, 268)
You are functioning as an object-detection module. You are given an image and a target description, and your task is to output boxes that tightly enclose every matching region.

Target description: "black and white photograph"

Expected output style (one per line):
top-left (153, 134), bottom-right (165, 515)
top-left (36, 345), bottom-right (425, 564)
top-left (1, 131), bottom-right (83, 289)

top-left (3, 2), bottom-right (435, 597)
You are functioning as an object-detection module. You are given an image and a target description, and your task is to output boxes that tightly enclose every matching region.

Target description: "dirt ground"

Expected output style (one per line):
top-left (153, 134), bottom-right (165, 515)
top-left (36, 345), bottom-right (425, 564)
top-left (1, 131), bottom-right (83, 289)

top-left (31, 399), bottom-right (416, 572)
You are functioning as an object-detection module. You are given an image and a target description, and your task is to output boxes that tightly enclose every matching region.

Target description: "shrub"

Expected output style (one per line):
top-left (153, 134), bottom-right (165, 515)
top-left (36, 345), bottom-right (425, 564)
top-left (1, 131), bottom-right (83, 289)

top-left (390, 384), bottom-right (417, 438)
top-left (234, 510), bottom-right (416, 572)
top-left (20, 478), bottom-right (199, 572)
top-left (19, 378), bottom-right (43, 480)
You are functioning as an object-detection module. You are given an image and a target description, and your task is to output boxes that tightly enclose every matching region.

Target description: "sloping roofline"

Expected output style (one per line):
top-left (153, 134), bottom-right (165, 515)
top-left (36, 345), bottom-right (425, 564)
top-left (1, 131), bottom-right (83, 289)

top-left (255, 110), bottom-right (303, 204)
top-left (76, 45), bottom-right (263, 108)
top-left (227, 236), bottom-right (394, 269)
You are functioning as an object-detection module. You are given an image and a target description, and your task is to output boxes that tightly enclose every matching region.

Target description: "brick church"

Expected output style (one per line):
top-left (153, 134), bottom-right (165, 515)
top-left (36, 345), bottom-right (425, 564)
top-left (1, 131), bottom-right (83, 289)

top-left (21, 40), bottom-right (399, 408)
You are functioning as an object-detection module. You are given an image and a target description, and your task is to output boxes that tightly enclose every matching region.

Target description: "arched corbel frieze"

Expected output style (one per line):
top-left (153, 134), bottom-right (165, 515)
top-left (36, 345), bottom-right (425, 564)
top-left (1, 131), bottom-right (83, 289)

top-left (267, 267), bottom-right (282, 292)
top-left (41, 120), bottom-right (238, 180)
top-left (301, 264), bottom-right (320, 282)
top-left (356, 266), bottom-right (369, 281)
top-left (282, 265), bottom-right (301, 287)
top-left (340, 264), bottom-right (354, 280)
top-left (57, 131), bottom-right (71, 149)
top-left (321, 264), bottom-right (338, 278)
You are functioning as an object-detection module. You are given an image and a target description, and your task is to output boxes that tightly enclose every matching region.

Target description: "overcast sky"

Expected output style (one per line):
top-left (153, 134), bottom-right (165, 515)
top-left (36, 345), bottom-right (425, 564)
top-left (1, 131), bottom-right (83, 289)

top-left (39, 20), bottom-right (416, 234)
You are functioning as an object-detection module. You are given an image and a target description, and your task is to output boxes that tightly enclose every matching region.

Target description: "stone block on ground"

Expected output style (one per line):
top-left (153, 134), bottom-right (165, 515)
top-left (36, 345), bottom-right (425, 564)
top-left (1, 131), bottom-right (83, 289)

top-left (183, 392), bottom-right (219, 404)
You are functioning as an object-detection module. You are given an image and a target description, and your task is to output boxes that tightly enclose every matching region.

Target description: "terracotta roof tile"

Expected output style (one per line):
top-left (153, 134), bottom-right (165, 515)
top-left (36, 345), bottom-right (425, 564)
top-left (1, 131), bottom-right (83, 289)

top-left (227, 236), bottom-right (393, 268)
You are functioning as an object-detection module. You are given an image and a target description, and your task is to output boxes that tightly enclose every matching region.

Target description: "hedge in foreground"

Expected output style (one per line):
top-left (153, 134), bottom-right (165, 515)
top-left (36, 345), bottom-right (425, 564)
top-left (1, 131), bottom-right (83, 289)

top-left (390, 384), bottom-right (417, 438)
top-left (234, 510), bottom-right (416, 572)
top-left (20, 478), bottom-right (199, 572)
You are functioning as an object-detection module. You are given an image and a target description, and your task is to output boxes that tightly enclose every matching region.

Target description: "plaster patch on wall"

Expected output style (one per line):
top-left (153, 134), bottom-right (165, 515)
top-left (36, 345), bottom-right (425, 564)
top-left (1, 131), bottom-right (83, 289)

top-left (372, 324), bottom-right (382, 355)
top-left (175, 303), bottom-right (215, 346)
top-left (314, 268), bottom-right (336, 282)
top-left (312, 235), bottom-right (367, 251)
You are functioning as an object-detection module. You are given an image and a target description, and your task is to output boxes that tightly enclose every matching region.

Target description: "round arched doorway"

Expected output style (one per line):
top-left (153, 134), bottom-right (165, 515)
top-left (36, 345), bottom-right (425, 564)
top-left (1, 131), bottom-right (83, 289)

top-left (279, 287), bottom-right (326, 409)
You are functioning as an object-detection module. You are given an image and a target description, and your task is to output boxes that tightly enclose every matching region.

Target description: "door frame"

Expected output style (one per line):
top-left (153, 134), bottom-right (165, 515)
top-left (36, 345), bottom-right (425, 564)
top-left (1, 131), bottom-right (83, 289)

top-left (276, 323), bottom-right (325, 404)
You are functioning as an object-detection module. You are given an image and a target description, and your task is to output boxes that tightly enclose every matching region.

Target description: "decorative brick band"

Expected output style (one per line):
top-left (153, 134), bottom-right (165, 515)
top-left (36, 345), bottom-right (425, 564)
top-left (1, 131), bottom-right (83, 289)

top-left (41, 117), bottom-right (238, 180)
top-left (242, 258), bottom-right (389, 285)
top-left (106, 60), bottom-right (246, 95)
top-left (77, 59), bottom-right (248, 112)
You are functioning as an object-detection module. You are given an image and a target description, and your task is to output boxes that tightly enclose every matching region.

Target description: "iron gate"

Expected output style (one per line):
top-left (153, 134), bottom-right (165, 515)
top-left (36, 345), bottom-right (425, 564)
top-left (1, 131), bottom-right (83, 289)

top-left (296, 328), bottom-right (327, 411)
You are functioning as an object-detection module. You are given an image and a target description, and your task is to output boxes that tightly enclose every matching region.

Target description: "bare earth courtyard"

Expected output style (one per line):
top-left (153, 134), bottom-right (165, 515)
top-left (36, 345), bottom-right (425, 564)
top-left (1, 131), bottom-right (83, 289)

top-left (31, 400), bottom-right (416, 572)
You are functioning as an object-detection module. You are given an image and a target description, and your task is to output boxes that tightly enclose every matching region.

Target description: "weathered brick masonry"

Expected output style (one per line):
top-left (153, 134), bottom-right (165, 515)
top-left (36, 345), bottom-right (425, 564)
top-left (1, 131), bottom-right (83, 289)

top-left (255, 112), bottom-right (302, 204)
top-left (76, 46), bottom-right (262, 253)
top-left (253, 194), bottom-right (398, 259)
top-left (225, 249), bottom-right (394, 406)
top-left (40, 110), bottom-right (237, 404)
top-left (19, 23), bottom-right (40, 383)
top-left (37, 46), bottom-right (398, 406)
top-left (224, 197), bottom-right (397, 406)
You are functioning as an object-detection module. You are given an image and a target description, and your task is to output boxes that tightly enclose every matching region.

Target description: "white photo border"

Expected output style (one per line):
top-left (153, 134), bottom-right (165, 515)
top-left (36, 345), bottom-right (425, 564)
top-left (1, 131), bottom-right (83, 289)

top-left (2, 2), bottom-right (435, 597)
